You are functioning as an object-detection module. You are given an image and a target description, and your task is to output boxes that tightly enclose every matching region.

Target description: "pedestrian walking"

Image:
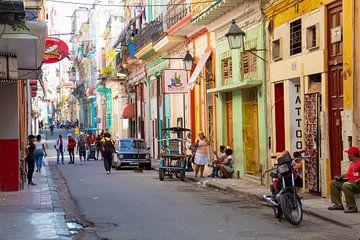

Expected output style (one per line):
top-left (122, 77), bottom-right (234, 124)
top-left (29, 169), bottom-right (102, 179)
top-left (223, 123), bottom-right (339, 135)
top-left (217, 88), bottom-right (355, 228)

top-left (101, 132), bottom-right (115, 174)
top-left (26, 135), bottom-right (36, 185)
top-left (194, 131), bottom-right (209, 178)
top-left (185, 133), bottom-right (194, 172)
top-left (77, 134), bottom-right (87, 163)
top-left (75, 126), bottom-right (80, 140)
top-left (67, 134), bottom-right (76, 164)
top-left (34, 135), bottom-right (47, 173)
top-left (55, 134), bottom-right (65, 164)
top-left (95, 134), bottom-right (102, 160)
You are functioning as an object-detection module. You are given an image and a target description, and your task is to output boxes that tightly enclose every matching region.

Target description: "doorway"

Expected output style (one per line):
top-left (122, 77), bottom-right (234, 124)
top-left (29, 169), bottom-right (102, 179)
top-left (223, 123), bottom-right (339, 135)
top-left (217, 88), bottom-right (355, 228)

top-left (327, 1), bottom-right (343, 177)
top-left (226, 92), bottom-right (233, 148)
top-left (243, 88), bottom-right (260, 176)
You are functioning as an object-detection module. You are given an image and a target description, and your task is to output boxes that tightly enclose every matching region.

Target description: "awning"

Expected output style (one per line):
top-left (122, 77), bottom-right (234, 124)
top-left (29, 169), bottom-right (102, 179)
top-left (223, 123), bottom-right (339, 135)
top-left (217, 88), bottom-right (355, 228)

top-left (0, 21), bottom-right (47, 80)
top-left (187, 51), bottom-right (211, 90)
top-left (121, 103), bottom-right (135, 119)
top-left (207, 80), bottom-right (262, 94)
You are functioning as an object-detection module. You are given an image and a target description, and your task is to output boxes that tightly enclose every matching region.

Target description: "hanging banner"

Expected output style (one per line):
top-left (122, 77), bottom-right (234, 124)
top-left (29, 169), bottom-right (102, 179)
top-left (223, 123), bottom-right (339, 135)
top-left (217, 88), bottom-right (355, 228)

top-left (163, 69), bottom-right (188, 94)
top-left (43, 37), bottom-right (69, 64)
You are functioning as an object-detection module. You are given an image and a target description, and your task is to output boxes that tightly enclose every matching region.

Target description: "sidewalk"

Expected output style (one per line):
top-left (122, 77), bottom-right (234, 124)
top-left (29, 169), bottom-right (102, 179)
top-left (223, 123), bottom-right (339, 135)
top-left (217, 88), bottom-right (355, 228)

top-left (0, 162), bottom-right (71, 240)
top-left (152, 158), bottom-right (360, 228)
top-left (186, 170), bottom-right (360, 229)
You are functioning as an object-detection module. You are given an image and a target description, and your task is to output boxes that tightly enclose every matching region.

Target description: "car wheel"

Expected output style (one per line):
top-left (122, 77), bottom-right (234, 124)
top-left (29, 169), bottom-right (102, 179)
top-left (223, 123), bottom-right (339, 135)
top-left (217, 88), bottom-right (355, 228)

top-left (145, 163), bottom-right (151, 170)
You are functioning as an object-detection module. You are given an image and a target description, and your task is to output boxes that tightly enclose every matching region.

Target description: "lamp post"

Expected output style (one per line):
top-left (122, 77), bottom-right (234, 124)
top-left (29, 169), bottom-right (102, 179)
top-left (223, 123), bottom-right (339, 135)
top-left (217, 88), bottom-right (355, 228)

top-left (183, 51), bottom-right (194, 71)
top-left (225, 19), bottom-right (267, 62)
top-left (225, 19), bottom-right (246, 50)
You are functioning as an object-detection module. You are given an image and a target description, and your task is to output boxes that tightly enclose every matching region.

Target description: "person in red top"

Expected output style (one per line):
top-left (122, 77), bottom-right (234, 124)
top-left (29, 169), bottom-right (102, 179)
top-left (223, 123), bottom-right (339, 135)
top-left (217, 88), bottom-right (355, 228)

top-left (328, 146), bottom-right (360, 213)
top-left (67, 134), bottom-right (77, 164)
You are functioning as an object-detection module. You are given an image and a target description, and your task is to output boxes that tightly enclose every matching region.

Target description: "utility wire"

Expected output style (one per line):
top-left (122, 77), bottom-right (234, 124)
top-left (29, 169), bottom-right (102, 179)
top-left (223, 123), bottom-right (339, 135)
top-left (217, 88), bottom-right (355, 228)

top-left (46, 0), bottom-right (220, 7)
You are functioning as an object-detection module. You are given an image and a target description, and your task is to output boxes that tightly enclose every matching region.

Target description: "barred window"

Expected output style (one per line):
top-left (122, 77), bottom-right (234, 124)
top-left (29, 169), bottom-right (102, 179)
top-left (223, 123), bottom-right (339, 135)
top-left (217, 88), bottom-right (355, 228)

top-left (290, 19), bottom-right (302, 55)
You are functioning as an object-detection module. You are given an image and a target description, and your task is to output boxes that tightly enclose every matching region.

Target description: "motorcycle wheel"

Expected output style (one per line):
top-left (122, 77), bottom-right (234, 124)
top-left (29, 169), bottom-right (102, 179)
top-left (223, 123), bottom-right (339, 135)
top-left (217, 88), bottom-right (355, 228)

top-left (159, 168), bottom-right (165, 181)
top-left (280, 192), bottom-right (303, 225)
top-left (273, 205), bottom-right (282, 219)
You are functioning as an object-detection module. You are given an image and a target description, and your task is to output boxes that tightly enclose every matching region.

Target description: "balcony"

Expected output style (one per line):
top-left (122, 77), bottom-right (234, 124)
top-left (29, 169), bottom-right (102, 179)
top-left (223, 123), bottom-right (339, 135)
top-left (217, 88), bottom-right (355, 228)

top-left (191, 0), bottom-right (212, 18)
top-left (134, 13), bottom-right (164, 53)
top-left (164, 0), bottom-right (191, 31)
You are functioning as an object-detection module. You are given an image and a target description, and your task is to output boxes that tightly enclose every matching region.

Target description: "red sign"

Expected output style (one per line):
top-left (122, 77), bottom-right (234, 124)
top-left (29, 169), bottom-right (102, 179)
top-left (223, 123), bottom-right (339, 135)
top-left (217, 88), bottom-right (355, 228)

top-left (43, 37), bottom-right (69, 64)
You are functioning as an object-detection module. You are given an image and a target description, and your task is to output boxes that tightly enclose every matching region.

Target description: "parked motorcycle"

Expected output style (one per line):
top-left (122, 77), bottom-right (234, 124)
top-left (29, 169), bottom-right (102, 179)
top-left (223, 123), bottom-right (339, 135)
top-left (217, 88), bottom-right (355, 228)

top-left (263, 154), bottom-right (303, 225)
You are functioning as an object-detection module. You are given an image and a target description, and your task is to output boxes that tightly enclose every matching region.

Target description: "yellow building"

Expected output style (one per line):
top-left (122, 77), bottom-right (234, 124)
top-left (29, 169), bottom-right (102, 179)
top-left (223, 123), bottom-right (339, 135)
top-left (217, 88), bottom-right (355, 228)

top-left (264, 0), bottom-right (353, 196)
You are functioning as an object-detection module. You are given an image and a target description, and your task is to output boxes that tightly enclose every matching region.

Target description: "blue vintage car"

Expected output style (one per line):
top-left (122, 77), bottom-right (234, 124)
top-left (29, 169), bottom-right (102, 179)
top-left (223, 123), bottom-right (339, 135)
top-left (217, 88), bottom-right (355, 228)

top-left (113, 138), bottom-right (151, 170)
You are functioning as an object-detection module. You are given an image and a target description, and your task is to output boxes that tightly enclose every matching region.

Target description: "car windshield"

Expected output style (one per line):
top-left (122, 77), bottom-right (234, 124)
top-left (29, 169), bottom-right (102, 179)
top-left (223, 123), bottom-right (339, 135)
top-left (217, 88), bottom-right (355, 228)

top-left (120, 140), bottom-right (146, 149)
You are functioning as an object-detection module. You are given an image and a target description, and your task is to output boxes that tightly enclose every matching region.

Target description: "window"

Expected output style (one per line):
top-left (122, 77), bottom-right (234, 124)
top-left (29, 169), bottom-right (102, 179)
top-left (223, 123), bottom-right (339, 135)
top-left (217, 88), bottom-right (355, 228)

top-left (272, 38), bottom-right (282, 60)
top-left (243, 50), bottom-right (257, 74)
top-left (222, 57), bottom-right (232, 85)
top-left (306, 24), bottom-right (320, 49)
top-left (290, 19), bottom-right (302, 55)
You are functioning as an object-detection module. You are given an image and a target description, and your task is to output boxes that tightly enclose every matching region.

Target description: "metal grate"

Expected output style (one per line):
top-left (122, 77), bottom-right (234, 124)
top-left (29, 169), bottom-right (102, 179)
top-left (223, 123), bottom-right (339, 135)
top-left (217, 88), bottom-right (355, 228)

top-left (290, 19), bottom-right (302, 55)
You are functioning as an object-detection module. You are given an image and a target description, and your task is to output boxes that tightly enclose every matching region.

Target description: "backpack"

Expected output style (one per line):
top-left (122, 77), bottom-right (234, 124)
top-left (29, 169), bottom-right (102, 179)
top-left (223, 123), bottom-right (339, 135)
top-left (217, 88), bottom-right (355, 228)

top-left (104, 139), bottom-right (114, 155)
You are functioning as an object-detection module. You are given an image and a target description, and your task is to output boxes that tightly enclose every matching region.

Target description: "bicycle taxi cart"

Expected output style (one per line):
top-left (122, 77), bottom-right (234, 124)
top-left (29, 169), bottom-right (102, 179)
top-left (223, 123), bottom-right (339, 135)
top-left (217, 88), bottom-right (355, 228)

top-left (158, 127), bottom-right (191, 181)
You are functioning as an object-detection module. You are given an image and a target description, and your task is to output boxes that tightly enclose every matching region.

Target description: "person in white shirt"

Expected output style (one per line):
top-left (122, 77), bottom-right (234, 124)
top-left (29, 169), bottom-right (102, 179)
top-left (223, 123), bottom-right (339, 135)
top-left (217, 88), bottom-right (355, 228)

top-left (34, 135), bottom-right (47, 173)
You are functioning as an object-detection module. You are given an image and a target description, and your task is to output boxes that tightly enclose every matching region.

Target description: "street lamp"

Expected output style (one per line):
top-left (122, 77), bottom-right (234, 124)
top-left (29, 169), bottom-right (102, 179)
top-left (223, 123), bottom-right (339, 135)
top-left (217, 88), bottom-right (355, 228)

top-left (225, 19), bottom-right (267, 62)
top-left (225, 19), bottom-right (246, 50)
top-left (183, 51), bottom-right (194, 71)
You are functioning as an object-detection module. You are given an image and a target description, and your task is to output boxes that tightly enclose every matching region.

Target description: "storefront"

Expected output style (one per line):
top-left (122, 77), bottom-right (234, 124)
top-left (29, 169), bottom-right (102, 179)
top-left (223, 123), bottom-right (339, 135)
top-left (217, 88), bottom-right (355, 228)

top-left (0, 21), bottom-right (47, 191)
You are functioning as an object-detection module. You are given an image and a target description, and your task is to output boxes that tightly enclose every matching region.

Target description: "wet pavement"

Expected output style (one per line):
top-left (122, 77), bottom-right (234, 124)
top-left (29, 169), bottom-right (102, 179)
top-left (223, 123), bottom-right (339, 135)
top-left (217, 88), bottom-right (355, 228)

top-left (0, 163), bottom-right (71, 240)
top-left (0, 129), bottom-right (72, 240)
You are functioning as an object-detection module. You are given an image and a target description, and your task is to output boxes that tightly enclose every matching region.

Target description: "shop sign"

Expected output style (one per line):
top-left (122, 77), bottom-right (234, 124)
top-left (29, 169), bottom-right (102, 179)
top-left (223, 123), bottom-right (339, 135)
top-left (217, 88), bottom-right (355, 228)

top-left (163, 69), bottom-right (188, 94)
top-left (43, 37), bottom-right (69, 64)
top-left (289, 78), bottom-right (302, 152)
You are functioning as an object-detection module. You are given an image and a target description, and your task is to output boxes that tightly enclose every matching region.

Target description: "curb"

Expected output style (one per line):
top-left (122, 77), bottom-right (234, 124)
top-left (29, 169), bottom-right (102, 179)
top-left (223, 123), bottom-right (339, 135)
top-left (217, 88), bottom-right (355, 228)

top-left (184, 173), bottom-right (355, 228)
top-left (45, 162), bottom-right (70, 236)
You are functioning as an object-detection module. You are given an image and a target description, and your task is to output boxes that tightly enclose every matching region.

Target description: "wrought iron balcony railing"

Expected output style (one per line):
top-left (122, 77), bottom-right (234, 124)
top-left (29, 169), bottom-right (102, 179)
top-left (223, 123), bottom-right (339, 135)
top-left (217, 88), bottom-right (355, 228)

top-left (164, 0), bottom-right (191, 30)
top-left (134, 13), bottom-right (164, 52)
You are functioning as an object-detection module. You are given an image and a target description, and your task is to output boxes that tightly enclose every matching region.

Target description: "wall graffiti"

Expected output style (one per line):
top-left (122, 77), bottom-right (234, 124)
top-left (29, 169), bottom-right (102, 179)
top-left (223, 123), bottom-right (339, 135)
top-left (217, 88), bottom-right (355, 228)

top-left (304, 93), bottom-right (320, 192)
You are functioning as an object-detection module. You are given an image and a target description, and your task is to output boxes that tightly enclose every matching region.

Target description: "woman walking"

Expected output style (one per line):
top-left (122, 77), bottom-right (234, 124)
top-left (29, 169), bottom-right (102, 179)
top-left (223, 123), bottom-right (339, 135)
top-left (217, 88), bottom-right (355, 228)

top-left (34, 135), bottom-right (47, 173)
top-left (101, 132), bottom-right (115, 174)
top-left (194, 131), bottom-right (209, 178)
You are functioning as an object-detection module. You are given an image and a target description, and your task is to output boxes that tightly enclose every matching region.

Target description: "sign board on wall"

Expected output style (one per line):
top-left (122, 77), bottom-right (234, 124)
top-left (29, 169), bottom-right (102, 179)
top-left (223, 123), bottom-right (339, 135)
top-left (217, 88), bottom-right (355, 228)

top-left (163, 69), bottom-right (188, 94)
top-left (43, 37), bottom-right (69, 64)
top-left (289, 78), bottom-right (302, 152)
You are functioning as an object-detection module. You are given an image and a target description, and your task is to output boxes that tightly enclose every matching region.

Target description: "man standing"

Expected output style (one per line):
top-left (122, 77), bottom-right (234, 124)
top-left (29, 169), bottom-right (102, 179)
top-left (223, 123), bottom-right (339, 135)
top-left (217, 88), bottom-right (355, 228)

top-left (67, 134), bottom-right (76, 164)
top-left (26, 135), bottom-right (36, 185)
top-left (55, 134), bottom-right (65, 164)
top-left (328, 146), bottom-right (360, 213)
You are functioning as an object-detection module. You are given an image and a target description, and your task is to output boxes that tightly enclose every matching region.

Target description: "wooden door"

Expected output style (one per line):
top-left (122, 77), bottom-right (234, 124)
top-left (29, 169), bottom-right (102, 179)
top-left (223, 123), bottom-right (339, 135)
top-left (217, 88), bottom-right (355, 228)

top-left (226, 93), bottom-right (233, 148)
top-left (328, 1), bottom-right (343, 177)
top-left (243, 89), bottom-right (260, 175)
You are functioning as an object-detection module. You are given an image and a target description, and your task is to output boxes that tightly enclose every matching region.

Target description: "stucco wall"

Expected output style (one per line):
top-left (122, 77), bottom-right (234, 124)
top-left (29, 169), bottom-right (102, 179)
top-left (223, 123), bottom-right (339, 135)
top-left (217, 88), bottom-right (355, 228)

top-left (0, 83), bottom-right (19, 139)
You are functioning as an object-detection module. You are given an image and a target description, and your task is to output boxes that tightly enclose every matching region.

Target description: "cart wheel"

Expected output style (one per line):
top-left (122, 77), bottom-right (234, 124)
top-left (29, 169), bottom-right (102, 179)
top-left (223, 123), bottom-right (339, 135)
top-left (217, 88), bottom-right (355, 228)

top-left (180, 170), bottom-right (185, 181)
top-left (175, 171), bottom-right (180, 179)
top-left (159, 168), bottom-right (165, 181)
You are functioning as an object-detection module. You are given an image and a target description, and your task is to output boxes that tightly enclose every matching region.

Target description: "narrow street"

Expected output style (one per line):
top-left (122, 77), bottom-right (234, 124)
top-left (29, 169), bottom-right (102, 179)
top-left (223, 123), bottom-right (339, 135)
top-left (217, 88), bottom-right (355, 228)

top-left (46, 129), bottom-right (358, 240)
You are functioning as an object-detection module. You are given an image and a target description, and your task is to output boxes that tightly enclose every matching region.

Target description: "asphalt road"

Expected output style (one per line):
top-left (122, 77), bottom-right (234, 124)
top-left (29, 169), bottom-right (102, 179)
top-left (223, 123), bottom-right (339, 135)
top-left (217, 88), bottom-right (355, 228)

top-left (44, 129), bottom-right (358, 240)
